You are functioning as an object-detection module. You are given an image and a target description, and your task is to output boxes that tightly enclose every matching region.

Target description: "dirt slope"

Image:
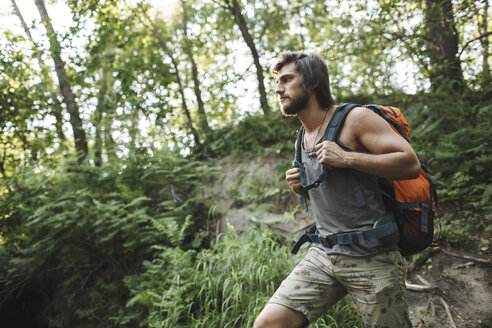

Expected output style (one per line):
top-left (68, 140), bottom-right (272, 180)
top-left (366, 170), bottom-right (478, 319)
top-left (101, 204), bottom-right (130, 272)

top-left (209, 152), bottom-right (492, 327)
top-left (407, 242), bottom-right (492, 327)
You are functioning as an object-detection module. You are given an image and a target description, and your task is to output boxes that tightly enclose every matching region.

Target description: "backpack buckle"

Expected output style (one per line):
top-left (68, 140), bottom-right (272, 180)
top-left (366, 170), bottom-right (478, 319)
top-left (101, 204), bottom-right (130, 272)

top-left (319, 236), bottom-right (333, 248)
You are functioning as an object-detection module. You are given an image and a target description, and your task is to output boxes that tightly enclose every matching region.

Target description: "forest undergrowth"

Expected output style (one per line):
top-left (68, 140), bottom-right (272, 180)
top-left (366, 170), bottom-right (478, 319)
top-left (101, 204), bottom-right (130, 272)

top-left (0, 93), bottom-right (490, 327)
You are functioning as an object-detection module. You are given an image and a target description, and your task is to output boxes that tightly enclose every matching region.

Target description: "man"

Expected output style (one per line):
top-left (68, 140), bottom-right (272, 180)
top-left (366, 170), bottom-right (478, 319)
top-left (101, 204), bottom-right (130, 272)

top-left (254, 52), bottom-right (419, 328)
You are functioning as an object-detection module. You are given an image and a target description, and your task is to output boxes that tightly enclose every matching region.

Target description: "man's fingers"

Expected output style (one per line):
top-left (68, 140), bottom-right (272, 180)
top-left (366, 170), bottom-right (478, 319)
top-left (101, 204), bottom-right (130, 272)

top-left (286, 167), bottom-right (300, 175)
top-left (286, 168), bottom-right (300, 181)
top-left (286, 168), bottom-right (303, 194)
top-left (315, 140), bottom-right (331, 151)
top-left (286, 172), bottom-right (300, 180)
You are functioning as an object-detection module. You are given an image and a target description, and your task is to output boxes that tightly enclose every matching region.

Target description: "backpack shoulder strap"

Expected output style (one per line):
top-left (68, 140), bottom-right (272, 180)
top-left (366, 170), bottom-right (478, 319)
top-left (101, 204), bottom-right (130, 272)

top-left (321, 103), bottom-right (361, 142)
top-left (292, 126), bottom-right (310, 212)
top-left (295, 103), bottom-right (357, 164)
top-left (292, 103), bottom-right (365, 212)
top-left (293, 125), bottom-right (304, 166)
top-left (323, 103), bottom-right (367, 207)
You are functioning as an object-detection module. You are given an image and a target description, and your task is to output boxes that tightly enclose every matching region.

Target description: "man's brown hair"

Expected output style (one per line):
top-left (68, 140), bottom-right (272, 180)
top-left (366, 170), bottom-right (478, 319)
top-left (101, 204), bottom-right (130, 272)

top-left (270, 51), bottom-right (335, 108)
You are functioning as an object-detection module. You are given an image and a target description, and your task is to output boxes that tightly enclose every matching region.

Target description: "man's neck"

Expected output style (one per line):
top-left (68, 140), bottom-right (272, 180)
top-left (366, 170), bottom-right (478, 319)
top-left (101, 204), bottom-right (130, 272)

top-left (298, 101), bottom-right (336, 133)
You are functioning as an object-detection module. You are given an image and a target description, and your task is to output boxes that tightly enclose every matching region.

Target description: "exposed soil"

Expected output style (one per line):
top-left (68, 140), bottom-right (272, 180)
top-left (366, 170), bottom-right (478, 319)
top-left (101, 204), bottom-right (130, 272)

top-left (209, 152), bottom-right (492, 328)
top-left (407, 241), bottom-right (492, 328)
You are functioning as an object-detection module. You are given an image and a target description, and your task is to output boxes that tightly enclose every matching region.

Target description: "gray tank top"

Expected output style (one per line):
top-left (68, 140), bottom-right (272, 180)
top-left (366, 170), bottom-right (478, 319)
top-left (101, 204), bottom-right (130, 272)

top-left (302, 146), bottom-right (399, 256)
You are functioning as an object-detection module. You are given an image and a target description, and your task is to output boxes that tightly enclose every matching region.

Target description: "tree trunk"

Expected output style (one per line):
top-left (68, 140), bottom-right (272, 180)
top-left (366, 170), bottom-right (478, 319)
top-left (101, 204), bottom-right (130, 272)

top-left (11, 0), bottom-right (35, 45)
top-left (422, 0), bottom-right (465, 93)
top-left (103, 109), bottom-right (117, 161)
top-left (34, 0), bottom-right (88, 160)
top-left (0, 139), bottom-right (6, 178)
top-left (138, 6), bottom-right (201, 149)
top-left (181, 0), bottom-right (211, 139)
top-left (12, 0), bottom-right (66, 144)
top-left (93, 70), bottom-right (109, 167)
top-left (226, 0), bottom-right (270, 116)
top-left (473, 0), bottom-right (490, 90)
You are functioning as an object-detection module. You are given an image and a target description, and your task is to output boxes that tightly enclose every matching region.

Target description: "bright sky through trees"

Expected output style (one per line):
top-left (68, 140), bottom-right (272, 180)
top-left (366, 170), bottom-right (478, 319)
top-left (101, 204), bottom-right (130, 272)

top-left (1, 0), bottom-right (423, 108)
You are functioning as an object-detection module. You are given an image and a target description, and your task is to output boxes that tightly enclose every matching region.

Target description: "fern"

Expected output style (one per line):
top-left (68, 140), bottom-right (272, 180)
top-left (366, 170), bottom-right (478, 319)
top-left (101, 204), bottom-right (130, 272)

top-left (0, 150), bottom-right (213, 327)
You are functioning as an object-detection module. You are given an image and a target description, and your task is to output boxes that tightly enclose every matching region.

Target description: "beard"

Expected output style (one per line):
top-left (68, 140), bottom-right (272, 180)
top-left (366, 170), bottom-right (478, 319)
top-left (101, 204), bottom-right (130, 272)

top-left (281, 88), bottom-right (310, 116)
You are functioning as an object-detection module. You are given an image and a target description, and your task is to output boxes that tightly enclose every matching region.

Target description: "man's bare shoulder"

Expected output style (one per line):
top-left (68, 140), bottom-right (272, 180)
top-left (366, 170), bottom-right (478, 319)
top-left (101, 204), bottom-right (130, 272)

top-left (342, 105), bottom-right (396, 144)
top-left (345, 106), bottom-right (376, 121)
top-left (344, 106), bottom-right (381, 129)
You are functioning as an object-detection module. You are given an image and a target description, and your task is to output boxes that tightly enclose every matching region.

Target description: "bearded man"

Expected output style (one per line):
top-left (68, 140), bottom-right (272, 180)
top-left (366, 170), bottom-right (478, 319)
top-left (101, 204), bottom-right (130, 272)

top-left (253, 52), bottom-right (418, 328)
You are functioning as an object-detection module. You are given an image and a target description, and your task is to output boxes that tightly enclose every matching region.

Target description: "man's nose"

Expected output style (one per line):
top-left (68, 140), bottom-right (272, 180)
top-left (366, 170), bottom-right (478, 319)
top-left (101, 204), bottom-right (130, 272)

top-left (275, 83), bottom-right (284, 94)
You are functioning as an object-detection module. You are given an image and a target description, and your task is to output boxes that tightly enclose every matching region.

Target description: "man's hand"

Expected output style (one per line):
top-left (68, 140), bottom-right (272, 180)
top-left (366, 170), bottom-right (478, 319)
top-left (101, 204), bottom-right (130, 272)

top-left (315, 141), bottom-right (347, 168)
top-left (285, 168), bottom-right (304, 195)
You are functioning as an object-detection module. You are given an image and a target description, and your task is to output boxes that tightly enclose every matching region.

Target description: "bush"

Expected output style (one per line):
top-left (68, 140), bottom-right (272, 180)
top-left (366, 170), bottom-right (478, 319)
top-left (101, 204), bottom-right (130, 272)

top-left (407, 96), bottom-right (491, 225)
top-left (208, 111), bottom-right (299, 158)
top-left (125, 225), bottom-right (363, 328)
top-left (0, 151), bottom-right (212, 327)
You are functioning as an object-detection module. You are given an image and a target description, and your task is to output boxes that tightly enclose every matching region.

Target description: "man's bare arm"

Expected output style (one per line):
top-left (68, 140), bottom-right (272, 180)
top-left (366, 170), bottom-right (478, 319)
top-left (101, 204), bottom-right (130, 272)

top-left (315, 107), bottom-right (420, 180)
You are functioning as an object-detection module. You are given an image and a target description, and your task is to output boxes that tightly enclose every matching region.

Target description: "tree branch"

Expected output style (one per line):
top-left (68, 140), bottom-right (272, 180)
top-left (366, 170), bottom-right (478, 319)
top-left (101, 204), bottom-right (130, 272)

top-left (407, 247), bottom-right (441, 273)
top-left (459, 31), bottom-right (492, 57)
top-left (438, 296), bottom-right (457, 328)
top-left (441, 248), bottom-right (492, 264)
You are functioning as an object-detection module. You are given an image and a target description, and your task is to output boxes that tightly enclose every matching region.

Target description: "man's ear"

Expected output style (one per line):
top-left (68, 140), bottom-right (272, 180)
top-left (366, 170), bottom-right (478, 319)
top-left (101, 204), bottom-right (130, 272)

top-left (311, 79), bottom-right (319, 90)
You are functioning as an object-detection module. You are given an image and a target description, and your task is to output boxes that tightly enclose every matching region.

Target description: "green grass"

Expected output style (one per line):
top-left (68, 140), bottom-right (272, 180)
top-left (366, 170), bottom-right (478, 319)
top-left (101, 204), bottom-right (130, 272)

top-left (125, 224), bottom-right (363, 327)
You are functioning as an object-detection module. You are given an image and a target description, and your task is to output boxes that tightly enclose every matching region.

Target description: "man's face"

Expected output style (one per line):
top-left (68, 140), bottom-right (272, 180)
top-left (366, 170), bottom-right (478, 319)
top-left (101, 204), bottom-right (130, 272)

top-left (275, 62), bottom-right (309, 116)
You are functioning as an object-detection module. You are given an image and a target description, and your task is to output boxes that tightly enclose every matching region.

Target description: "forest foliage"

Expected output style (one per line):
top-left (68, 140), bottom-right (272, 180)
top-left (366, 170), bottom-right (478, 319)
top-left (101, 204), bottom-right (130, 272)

top-left (0, 0), bottom-right (491, 327)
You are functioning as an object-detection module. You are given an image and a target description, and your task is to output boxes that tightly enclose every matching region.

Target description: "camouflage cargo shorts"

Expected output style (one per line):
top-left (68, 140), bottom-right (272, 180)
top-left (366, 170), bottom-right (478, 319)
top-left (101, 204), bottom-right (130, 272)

top-left (269, 247), bottom-right (412, 327)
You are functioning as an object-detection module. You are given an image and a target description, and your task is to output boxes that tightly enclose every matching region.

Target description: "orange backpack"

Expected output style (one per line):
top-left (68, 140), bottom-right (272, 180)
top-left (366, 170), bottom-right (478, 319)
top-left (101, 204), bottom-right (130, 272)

top-left (291, 103), bottom-right (439, 256)
top-left (364, 104), bottom-right (439, 255)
